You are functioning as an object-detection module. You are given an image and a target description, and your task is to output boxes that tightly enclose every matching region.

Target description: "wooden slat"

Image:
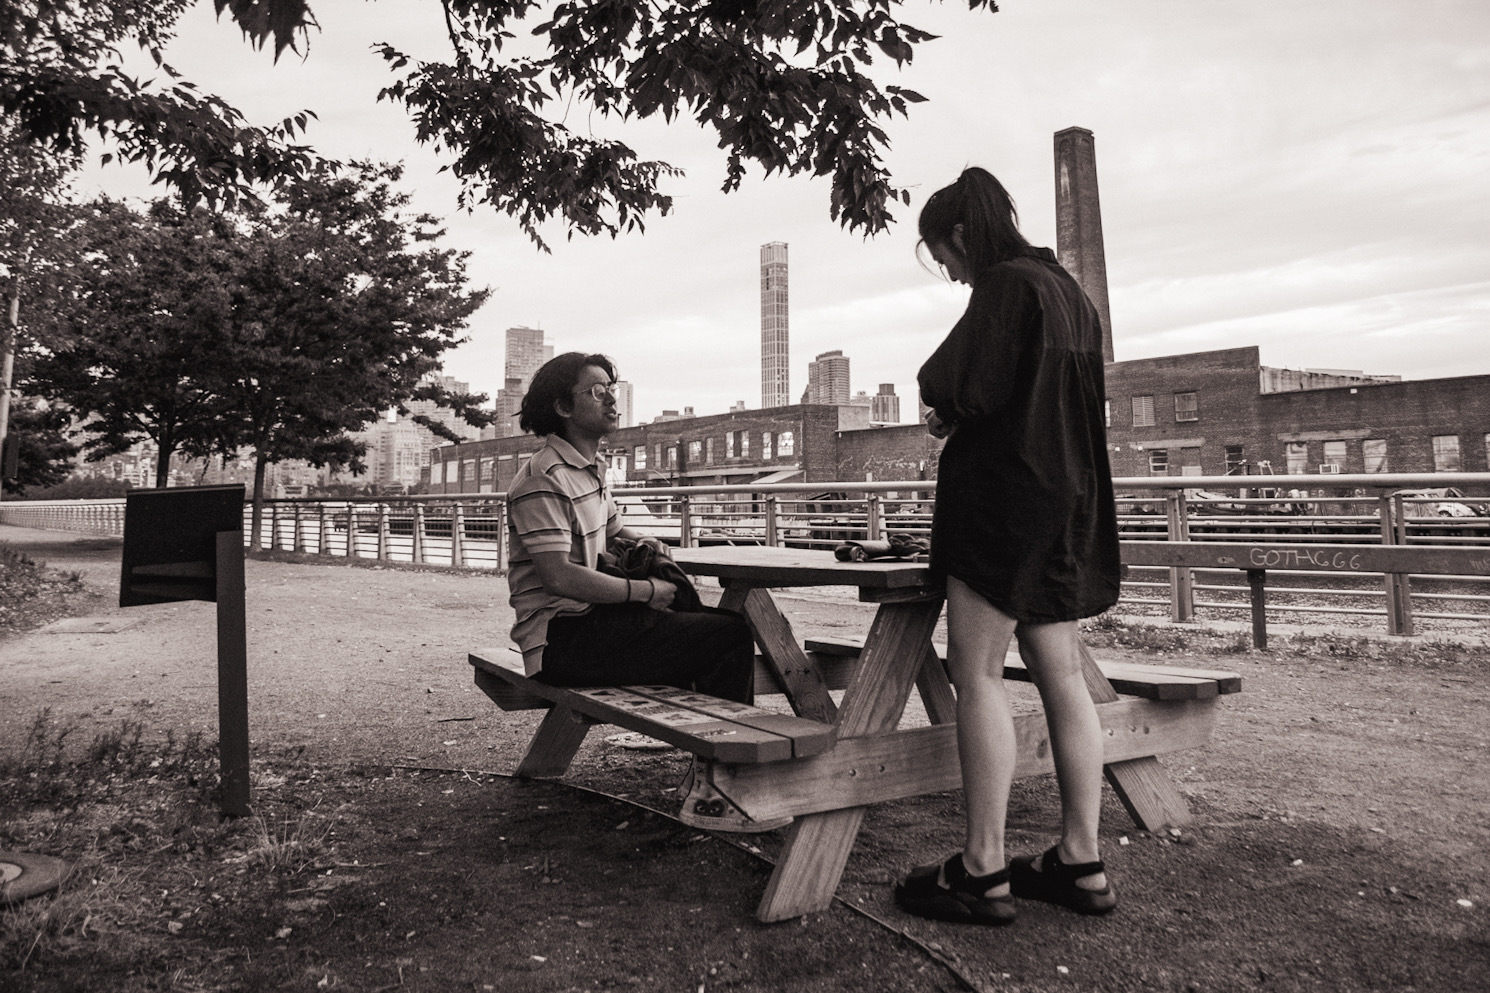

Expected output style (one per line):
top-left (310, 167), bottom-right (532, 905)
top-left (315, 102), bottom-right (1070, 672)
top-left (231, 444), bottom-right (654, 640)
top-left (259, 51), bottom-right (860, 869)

top-left (710, 697), bottom-right (1219, 823)
top-left (673, 545), bottom-right (931, 589)
top-left (1122, 540), bottom-right (1490, 576)
top-left (469, 651), bottom-right (796, 763)
top-left (473, 665), bottom-right (549, 710)
top-left (836, 598), bottom-right (945, 736)
top-left (620, 685), bottom-right (835, 758)
top-left (802, 636), bottom-right (1242, 699)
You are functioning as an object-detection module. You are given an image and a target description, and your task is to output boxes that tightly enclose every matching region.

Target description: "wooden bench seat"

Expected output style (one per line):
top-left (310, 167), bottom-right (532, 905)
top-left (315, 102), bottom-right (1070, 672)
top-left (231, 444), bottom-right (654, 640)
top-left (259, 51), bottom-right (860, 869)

top-left (799, 636), bottom-right (1243, 701)
top-left (469, 649), bottom-right (835, 765)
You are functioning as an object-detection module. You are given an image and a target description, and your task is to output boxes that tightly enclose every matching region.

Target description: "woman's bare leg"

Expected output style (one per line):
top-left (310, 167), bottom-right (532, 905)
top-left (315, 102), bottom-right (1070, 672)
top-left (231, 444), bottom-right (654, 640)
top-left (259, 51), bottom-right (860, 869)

top-left (943, 576), bottom-right (1018, 889)
top-left (1016, 620), bottom-right (1108, 889)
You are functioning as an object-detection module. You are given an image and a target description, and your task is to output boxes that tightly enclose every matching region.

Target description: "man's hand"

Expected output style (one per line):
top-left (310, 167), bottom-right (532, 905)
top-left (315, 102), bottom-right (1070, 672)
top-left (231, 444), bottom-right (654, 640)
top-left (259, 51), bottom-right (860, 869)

top-left (926, 410), bottom-right (956, 440)
top-left (645, 578), bottom-right (678, 611)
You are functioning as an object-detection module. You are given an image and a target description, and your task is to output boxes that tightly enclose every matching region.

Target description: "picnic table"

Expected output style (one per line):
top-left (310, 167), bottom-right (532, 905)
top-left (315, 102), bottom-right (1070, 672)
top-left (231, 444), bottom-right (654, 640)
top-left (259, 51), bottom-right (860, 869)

top-left (667, 546), bottom-right (1232, 922)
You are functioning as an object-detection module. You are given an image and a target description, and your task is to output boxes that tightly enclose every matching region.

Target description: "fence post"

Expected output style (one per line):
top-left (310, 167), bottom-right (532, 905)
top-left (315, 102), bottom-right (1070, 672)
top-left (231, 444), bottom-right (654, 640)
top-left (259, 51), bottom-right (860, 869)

top-left (450, 502), bottom-right (466, 567)
top-left (291, 504), bottom-right (305, 553)
top-left (1166, 490), bottom-right (1194, 622)
top-left (866, 494), bottom-right (884, 542)
top-left (496, 499), bottom-right (508, 574)
top-left (1381, 494), bottom-right (1414, 636)
top-left (411, 503), bottom-right (426, 565)
top-left (268, 502), bottom-right (280, 552)
top-left (376, 503), bottom-right (389, 561)
top-left (345, 505), bottom-right (357, 557)
top-left (678, 495), bottom-right (693, 548)
top-left (765, 496), bottom-right (779, 547)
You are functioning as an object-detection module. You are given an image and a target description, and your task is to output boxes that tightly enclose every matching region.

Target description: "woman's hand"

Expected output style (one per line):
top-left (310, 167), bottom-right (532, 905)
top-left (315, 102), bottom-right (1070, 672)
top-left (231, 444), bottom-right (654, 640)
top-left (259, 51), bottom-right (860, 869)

top-left (926, 410), bottom-right (956, 440)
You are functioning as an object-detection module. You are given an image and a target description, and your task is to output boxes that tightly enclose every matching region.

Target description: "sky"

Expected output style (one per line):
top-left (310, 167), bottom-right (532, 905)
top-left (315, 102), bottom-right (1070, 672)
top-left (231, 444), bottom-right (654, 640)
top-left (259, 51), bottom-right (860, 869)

top-left (79, 0), bottom-right (1490, 426)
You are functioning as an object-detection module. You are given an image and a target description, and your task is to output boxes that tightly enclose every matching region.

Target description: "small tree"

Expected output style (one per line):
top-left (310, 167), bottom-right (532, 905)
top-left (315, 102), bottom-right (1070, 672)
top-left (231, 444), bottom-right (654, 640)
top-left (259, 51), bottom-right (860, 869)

top-left (215, 161), bottom-right (491, 544)
top-left (32, 199), bottom-right (242, 486)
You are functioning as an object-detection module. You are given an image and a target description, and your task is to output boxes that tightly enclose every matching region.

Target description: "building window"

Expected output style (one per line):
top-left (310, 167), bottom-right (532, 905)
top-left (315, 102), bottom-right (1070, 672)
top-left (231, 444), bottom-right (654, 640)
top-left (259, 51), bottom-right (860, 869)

top-left (1174, 392), bottom-right (1198, 423)
top-left (654, 442), bottom-right (663, 468)
top-left (688, 440), bottom-right (702, 464)
top-left (1132, 395), bottom-right (1155, 428)
top-left (1432, 435), bottom-right (1461, 472)
top-left (726, 432), bottom-right (738, 458)
top-left (761, 431), bottom-right (773, 461)
top-left (705, 437), bottom-right (715, 464)
top-left (666, 445), bottom-right (678, 469)
top-left (1224, 445), bottom-right (1245, 474)
top-left (740, 431), bottom-right (750, 457)
top-left (1363, 439), bottom-right (1388, 473)
top-left (462, 459), bottom-right (475, 486)
top-left (1148, 449), bottom-right (1168, 475)
top-left (1322, 440), bottom-right (1346, 472)
top-left (634, 445), bottom-right (647, 470)
top-left (1285, 442), bottom-right (1309, 475)
top-left (1104, 399), bottom-right (1111, 428)
top-left (433, 461), bottom-right (446, 484)
top-left (479, 458), bottom-right (494, 483)
top-left (777, 431), bottom-right (794, 456)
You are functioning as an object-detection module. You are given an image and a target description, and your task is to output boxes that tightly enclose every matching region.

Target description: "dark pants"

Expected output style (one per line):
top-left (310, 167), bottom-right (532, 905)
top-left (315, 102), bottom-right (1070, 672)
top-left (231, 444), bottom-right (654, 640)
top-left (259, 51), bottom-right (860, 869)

top-left (535, 604), bottom-right (756, 704)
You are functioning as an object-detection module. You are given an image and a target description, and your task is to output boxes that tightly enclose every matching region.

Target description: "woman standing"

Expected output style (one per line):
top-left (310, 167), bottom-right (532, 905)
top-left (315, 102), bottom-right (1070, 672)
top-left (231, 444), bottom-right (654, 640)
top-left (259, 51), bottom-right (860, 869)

top-left (894, 168), bottom-right (1122, 926)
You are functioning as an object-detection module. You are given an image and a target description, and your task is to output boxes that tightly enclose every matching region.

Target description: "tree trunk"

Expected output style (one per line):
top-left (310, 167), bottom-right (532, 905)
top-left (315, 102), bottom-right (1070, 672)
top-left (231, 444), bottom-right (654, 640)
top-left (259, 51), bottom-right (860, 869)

top-left (250, 453), bottom-right (268, 551)
top-left (154, 445), bottom-right (172, 488)
top-left (0, 275), bottom-right (19, 503)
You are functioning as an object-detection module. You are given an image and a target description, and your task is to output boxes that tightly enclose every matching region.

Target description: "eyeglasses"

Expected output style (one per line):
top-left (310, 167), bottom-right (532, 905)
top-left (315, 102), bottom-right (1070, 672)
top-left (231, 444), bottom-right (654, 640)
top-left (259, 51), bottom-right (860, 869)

top-left (572, 382), bottom-right (618, 402)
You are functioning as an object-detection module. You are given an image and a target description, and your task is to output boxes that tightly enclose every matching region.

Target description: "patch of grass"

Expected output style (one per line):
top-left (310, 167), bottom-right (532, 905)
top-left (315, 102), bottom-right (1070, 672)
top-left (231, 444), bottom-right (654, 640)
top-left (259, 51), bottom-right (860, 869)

top-left (245, 808), bottom-right (335, 874)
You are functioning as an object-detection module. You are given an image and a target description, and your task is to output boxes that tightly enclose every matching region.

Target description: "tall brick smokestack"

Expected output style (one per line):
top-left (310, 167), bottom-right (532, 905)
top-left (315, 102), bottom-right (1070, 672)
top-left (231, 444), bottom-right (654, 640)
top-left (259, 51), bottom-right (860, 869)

top-left (1054, 127), bottom-right (1114, 363)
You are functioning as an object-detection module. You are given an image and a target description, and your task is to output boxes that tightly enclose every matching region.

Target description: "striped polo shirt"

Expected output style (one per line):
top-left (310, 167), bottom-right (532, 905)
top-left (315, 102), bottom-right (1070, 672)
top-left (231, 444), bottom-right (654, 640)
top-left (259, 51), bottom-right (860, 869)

top-left (506, 435), bottom-right (621, 674)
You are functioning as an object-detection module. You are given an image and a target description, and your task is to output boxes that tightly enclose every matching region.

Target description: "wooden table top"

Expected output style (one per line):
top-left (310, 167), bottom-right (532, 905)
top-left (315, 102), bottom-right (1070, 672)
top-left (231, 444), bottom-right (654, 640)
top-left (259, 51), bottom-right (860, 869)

top-left (670, 545), bottom-right (934, 589)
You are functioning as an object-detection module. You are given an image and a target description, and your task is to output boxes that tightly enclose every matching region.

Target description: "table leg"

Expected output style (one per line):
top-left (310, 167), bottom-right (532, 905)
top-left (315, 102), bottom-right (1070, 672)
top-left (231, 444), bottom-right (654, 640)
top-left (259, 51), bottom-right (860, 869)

top-left (719, 584), bottom-right (837, 723)
top-left (755, 595), bottom-right (945, 921)
top-left (1074, 640), bottom-right (1194, 830)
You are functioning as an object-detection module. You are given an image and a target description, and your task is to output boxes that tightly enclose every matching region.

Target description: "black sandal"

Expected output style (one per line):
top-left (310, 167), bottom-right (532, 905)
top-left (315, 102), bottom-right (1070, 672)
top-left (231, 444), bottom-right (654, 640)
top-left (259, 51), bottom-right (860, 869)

top-left (1010, 845), bottom-right (1117, 915)
top-left (894, 853), bottom-right (1016, 926)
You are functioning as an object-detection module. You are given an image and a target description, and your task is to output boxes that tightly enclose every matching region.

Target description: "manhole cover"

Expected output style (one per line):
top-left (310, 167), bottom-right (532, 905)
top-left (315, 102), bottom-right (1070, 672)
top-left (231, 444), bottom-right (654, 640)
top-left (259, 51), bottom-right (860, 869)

top-left (0, 852), bottom-right (69, 905)
top-left (42, 617), bottom-right (141, 634)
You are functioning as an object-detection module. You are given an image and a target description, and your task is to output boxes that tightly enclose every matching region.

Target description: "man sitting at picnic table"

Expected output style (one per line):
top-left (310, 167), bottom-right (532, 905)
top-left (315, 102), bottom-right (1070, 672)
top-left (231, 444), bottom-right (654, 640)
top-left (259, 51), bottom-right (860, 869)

top-left (506, 351), bottom-right (756, 705)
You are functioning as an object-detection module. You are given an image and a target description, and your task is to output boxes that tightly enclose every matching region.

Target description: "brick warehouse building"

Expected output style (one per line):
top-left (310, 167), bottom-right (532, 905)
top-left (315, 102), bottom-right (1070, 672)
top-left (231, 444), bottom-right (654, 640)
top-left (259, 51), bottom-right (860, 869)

top-left (1104, 346), bottom-right (1490, 484)
top-left (424, 345), bottom-right (1489, 496)
top-left (425, 404), bottom-right (878, 494)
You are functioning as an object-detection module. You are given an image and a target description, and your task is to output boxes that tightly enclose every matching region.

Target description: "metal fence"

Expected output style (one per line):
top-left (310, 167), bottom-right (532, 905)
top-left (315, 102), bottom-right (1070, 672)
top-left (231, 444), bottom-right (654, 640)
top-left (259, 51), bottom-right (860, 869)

top-left (4, 472), bottom-right (1487, 632)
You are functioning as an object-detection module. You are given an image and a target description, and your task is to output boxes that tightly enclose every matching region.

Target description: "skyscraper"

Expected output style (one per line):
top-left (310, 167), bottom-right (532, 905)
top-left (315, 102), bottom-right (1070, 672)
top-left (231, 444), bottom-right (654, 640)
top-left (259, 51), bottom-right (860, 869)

top-left (871, 383), bottom-right (901, 423)
top-left (613, 380), bottom-right (634, 428)
top-left (801, 349), bottom-right (851, 405)
top-left (760, 242), bottom-right (789, 408)
top-left (495, 326), bottom-right (554, 436)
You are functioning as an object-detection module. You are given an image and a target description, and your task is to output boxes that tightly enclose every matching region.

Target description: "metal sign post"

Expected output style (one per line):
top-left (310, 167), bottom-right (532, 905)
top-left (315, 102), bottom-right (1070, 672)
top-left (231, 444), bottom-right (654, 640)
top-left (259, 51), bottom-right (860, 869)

top-left (120, 485), bottom-right (251, 816)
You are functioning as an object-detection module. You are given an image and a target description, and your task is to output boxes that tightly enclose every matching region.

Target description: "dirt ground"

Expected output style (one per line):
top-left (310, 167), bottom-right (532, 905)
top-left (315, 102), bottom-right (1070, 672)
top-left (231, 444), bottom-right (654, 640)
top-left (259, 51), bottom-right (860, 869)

top-left (1, 524), bottom-right (1487, 993)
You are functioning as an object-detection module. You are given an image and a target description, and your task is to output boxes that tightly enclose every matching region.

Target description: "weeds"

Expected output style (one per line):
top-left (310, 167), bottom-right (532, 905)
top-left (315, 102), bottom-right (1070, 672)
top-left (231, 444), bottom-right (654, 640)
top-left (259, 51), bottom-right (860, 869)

top-left (246, 808), bottom-right (335, 874)
top-left (0, 707), bottom-right (80, 777)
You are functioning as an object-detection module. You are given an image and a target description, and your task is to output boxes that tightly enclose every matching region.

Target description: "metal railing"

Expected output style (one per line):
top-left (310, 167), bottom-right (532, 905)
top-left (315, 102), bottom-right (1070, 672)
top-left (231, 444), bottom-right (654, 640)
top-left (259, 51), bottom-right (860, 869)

top-left (4, 473), bottom-right (1487, 633)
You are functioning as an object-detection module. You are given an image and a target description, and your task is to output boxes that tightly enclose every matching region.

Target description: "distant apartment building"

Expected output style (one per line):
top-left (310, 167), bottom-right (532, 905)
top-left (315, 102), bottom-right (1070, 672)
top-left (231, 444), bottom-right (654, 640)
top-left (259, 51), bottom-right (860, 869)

top-left (801, 350), bottom-right (850, 405)
top-left (614, 380), bottom-right (634, 428)
top-left (493, 327), bottom-right (554, 437)
top-left (760, 242), bottom-right (790, 409)
top-left (871, 384), bottom-right (901, 424)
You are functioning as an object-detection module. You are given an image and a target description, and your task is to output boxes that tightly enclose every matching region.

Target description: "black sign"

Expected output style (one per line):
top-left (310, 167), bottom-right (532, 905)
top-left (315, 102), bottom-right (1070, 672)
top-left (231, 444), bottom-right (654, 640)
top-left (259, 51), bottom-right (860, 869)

top-left (120, 485), bottom-right (245, 606)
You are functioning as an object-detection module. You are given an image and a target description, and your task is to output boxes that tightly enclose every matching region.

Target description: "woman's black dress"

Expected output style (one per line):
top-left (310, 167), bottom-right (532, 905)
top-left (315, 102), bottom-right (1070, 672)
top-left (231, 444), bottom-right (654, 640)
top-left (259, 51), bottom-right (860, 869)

top-left (917, 247), bottom-right (1121, 623)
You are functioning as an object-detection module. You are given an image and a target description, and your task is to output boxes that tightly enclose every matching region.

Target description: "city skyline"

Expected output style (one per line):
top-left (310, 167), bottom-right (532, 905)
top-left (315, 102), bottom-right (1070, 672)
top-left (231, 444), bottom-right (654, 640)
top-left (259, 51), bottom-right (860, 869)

top-left (70, 1), bottom-right (1490, 422)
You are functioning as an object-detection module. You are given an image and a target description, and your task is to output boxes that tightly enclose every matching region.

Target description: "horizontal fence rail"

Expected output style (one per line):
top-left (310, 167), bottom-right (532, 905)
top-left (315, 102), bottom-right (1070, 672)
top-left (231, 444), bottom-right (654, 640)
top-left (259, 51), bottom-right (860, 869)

top-left (3, 473), bottom-right (1487, 636)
